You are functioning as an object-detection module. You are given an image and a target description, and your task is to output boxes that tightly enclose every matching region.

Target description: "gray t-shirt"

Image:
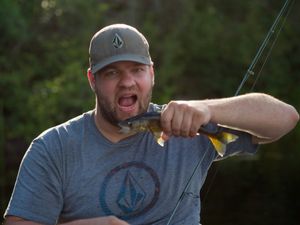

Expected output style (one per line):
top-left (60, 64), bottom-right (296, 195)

top-left (4, 103), bottom-right (257, 225)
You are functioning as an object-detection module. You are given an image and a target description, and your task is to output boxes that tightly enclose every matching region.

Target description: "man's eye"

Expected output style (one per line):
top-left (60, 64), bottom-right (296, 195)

top-left (104, 70), bottom-right (119, 77)
top-left (133, 67), bottom-right (145, 73)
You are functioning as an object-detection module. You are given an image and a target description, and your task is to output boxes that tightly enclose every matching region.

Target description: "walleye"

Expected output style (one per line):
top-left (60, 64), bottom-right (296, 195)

top-left (118, 111), bottom-right (238, 156)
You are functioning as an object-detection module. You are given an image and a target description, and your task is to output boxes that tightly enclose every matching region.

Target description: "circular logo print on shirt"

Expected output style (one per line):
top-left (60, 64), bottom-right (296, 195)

top-left (99, 161), bottom-right (160, 220)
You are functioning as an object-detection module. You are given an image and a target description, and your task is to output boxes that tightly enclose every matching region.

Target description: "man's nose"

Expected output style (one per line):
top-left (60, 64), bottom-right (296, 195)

top-left (118, 72), bottom-right (135, 88)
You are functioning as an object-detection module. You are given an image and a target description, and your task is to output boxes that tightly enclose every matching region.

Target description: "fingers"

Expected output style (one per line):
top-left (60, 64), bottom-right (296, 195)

top-left (160, 102), bottom-right (175, 137)
top-left (106, 216), bottom-right (130, 225)
top-left (58, 216), bottom-right (130, 225)
top-left (100, 216), bottom-right (130, 225)
top-left (161, 101), bottom-right (210, 138)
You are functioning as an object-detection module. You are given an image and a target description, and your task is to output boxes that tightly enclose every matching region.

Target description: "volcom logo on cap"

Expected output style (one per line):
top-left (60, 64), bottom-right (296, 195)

top-left (112, 33), bottom-right (124, 48)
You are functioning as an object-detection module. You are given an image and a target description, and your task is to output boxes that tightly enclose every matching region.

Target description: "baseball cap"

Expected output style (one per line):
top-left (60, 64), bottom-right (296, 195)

top-left (89, 24), bottom-right (153, 74)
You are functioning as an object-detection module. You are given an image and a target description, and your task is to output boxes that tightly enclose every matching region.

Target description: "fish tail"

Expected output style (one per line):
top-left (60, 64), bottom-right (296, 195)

top-left (208, 132), bottom-right (238, 156)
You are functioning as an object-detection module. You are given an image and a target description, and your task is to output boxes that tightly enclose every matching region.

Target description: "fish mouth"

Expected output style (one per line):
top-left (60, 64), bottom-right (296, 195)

top-left (118, 125), bottom-right (132, 134)
top-left (117, 94), bottom-right (138, 113)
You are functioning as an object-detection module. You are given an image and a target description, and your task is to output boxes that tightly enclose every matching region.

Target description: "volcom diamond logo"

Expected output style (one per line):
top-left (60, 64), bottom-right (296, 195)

top-left (99, 161), bottom-right (160, 220)
top-left (117, 171), bottom-right (146, 213)
top-left (112, 33), bottom-right (124, 48)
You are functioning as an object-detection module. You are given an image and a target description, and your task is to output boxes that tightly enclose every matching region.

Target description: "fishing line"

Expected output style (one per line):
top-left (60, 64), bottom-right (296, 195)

top-left (235, 0), bottom-right (294, 96)
top-left (201, 0), bottom-right (295, 211)
top-left (165, 144), bottom-right (211, 225)
top-left (165, 0), bottom-right (294, 224)
top-left (250, 0), bottom-right (295, 92)
top-left (202, 0), bottom-right (294, 205)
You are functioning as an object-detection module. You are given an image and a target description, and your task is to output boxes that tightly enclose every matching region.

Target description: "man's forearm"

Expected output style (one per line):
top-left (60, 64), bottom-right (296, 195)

top-left (4, 216), bottom-right (130, 225)
top-left (4, 216), bottom-right (42, 225)
top-left (59, 216), bottom-right (130, 225)
top-left (203, 93), bottom-right (299, 142)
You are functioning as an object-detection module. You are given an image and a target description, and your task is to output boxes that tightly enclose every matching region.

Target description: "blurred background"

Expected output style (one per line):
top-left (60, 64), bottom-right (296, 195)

top-left (1, 0), bottom-right (299, 224)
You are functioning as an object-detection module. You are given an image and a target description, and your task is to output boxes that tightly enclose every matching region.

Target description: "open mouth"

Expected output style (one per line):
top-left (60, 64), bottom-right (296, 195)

top-left (118, 94), bottom-right (138, 111)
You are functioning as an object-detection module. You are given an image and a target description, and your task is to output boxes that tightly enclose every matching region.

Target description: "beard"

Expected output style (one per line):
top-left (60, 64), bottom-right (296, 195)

top-left (95, 88), bottom-right (152, 127)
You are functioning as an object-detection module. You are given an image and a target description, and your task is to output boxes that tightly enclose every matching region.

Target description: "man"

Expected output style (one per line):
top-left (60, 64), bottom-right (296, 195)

top-left (4, 24), bottom-right (299, 225)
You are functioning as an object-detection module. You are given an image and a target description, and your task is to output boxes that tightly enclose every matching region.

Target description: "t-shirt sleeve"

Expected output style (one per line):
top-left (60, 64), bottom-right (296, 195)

top-left (4, 134), bottom-right (64, 225)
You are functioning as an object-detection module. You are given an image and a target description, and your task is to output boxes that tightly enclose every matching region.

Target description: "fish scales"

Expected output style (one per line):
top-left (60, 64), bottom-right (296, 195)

top-left (118, 112), bottom-right (238, 156)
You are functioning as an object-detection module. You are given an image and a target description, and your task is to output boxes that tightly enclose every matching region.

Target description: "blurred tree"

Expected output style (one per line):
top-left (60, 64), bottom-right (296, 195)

top-left (1, 0), bottom-right (299, 223)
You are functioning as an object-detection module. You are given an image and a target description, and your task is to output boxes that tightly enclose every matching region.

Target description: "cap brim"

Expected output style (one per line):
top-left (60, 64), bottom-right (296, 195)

top-left (91, 54), bottom-right (153, 74)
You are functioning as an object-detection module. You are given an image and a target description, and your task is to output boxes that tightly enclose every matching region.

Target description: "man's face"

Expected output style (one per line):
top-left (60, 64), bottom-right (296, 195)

top-left (93, 61), bottom-right (154, 126)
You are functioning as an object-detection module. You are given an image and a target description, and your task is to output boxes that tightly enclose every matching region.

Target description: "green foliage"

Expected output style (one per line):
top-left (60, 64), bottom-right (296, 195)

top-left (27, 62), bottom-right (94, 139)
top-left (1, 0), bottom-right (299, 223)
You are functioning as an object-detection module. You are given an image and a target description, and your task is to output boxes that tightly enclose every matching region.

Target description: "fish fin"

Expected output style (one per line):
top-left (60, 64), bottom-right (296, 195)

top-left (219, 131), bottom-right (239, 144)
top-left (208, 136), bottom-right (226, 156)
top-left (157, 137), bottom-right (165, 147)
top-left (148, 124), bottom-right (165, 147)
top-left (152, 131), bottom-right (165, 147)
top-left (208, 132), bottom-right (239, 156)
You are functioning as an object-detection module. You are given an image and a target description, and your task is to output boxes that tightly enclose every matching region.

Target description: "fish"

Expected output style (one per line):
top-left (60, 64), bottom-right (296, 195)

top-left (118, 111), bottom-right (239, 156)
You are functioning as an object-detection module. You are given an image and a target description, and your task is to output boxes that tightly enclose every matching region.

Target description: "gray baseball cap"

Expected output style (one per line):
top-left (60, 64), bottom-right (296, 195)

top-left (89, 24), bottom-right (153, 74)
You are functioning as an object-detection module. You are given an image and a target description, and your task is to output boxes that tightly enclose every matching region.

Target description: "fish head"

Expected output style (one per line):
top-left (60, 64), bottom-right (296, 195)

top-left (118, 112), bottom-right (165, 147)
top-left (118, 119), bottom-right (150, 134)
top-left (118, 111), bottom-right (161, 134)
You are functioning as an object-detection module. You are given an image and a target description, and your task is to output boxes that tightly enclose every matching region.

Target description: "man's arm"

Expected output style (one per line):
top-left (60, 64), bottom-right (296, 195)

top-left (4, 216), bottom-right (42, 225)
top-left (160, 93), bottom-right (299, 144)
top-left (4, 216), bottom-right (130, 225)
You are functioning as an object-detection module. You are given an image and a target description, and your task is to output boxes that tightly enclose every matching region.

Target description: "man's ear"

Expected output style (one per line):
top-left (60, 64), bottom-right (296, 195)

top-left (150, 66), bottom-right (155, 86)
top-left (87, 68), bottom-right (96, 92)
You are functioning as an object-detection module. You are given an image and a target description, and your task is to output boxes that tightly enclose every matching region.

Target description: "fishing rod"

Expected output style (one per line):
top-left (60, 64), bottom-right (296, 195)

top-left (234, 0), bottom-right (295, 96)
top-left (165, 0), bottom-right (294, 224)
top-left (202, 0), bottom-right (295, 202)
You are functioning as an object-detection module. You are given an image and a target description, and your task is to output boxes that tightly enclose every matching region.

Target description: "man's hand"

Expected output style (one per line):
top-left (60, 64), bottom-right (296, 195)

top-left (4, 216), bottom-right (130, 225)
top-left (160, 100), bottom-right (211, 140)
top-left (60, 216), bottom-right (130, 225)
